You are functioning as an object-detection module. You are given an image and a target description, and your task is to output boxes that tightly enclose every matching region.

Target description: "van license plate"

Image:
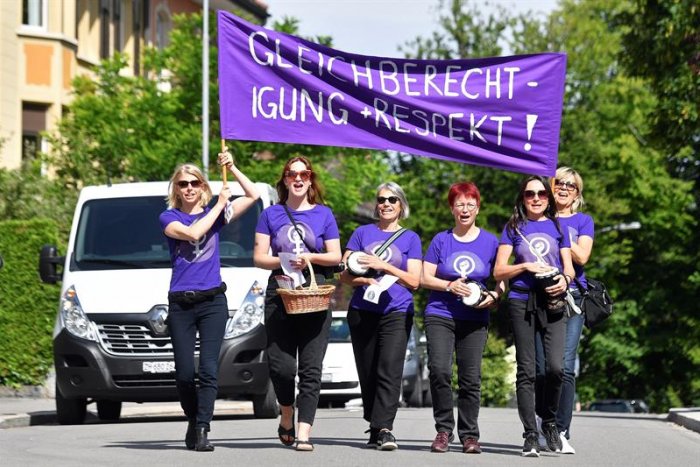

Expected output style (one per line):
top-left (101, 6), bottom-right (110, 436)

top-left (143, 361), bottom-right (175, 373)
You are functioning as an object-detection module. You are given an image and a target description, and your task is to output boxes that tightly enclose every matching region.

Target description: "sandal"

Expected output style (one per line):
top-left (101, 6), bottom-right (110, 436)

top-left (278, 424), bottom-right (295, 446)
top-left (295, 439), bottom-right (314, 452)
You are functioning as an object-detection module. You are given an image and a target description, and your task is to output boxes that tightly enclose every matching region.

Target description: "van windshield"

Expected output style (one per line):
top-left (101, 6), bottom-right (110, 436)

top-left (72, 196), bottom-right (262, 271)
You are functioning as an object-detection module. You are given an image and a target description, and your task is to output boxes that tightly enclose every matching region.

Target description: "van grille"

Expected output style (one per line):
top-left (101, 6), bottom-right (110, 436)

top-left (97, 324), bottom-right (200, 356)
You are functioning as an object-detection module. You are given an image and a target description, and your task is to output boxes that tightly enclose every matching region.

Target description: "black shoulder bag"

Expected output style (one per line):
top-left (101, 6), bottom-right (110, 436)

top-left (574, 277), bottom-right (614, 328)
top-left (282, 204), bottom-right (343, 279)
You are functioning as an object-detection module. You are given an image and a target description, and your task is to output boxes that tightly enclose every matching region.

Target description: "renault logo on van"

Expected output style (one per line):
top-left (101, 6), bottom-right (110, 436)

top-left (149, 305), bottom-right (169, 337)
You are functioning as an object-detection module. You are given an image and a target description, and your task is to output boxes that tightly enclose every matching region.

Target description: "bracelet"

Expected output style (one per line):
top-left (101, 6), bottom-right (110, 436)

top-left (487, 291), bottom-right (500, 302)
top-left (446, 281), bottom-right (455, 293)
top-left (563, 275), bottom-right (571, 286)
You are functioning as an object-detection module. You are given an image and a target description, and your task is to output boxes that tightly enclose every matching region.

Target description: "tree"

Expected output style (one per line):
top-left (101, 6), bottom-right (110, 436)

top-left (401, 0), bottom-right (697, 411)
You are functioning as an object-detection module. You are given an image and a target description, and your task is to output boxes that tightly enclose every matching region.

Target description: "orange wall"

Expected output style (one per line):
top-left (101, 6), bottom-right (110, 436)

top-left (25, 44), bottom-right (53, 86)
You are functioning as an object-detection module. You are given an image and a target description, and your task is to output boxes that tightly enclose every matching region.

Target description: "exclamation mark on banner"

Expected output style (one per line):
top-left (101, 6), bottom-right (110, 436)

top-left (524, 114), bottom-right (538, 151)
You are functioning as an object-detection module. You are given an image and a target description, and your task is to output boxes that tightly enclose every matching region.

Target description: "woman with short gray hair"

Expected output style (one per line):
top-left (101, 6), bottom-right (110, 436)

top-left (339, 182), bottom-right (422, 451)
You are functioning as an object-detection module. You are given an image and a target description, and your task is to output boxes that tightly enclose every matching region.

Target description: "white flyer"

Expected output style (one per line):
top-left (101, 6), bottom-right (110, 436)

top-left (363, 274), bottom-right (399, 304)
top-left (278, 252), bottom-right (305, 288)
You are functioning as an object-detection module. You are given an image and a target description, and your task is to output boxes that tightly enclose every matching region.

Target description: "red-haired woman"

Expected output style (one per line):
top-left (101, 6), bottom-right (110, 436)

top-left (421, 182), bottom-right (504, 454)
top-left (253, 156), bottom-right (342, 451)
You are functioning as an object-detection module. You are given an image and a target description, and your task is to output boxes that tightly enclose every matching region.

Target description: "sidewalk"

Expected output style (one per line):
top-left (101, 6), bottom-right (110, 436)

top-left (0, 397), bottom-right (253, 429)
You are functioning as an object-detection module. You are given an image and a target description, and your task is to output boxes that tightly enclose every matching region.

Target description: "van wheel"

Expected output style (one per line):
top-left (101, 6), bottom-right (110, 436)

top-left (407, 375), bottom-right (424, 407)
top-left (253, 381), bottom-right (279, 419)
top-left (55, 383), bottom-right (87, 425)
top-left (97, 400), bottom-right (122, 421)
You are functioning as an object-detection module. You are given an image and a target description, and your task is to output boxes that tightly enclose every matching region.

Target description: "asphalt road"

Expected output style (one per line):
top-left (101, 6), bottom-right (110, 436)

top-left (1, 406), bottom-right (698, 466)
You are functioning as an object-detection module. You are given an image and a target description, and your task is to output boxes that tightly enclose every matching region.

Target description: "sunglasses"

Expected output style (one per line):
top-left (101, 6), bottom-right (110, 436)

top-left (377, 196), bottom-right (400, 205)
top-left (554, 179), bottom-right (578, 192)
top-left (285, 169), bottom-right (312, 181)
top-left (524, 190), bottom-right (548, 200)
top-left (177, 180), bottom-right (202, 189)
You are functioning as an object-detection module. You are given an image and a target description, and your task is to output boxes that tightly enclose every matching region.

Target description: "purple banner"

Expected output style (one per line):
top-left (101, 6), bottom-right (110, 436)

top-left (218, 11), bottom-right (567, 176)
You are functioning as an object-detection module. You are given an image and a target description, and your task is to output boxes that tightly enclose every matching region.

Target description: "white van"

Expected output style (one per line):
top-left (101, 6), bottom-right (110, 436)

top-left (39, 181), bottom-right (278, 424)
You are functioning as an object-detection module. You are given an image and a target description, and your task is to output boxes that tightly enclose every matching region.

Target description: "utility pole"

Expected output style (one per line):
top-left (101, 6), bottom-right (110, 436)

top-left (202, 0), bottom-right (209, 177)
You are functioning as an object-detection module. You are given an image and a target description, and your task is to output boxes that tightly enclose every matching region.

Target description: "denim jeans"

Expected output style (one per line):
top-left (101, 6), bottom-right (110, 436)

top-left (347, 308), bottom-right (412, 431)
top-left (265, 275), bottom-right (331, 425)
top-left (535, 289), bottom-right (583, 437)
top-left (425, 315), bottom-right (488, 442)
top-left (509, 298), bottom-right (566, 436)
top-left (168, 293), bottom-right (228, 430)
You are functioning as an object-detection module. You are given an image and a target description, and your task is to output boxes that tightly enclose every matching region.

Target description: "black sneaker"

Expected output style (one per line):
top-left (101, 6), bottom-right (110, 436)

top-left (542, 422), bottom-right (563, 452)
top-left (522, 432), bottom-right (540, 457)
top-left (376, 430), bottom-right (398, 451)
top-left (364, 427), bottom-right (379, 448)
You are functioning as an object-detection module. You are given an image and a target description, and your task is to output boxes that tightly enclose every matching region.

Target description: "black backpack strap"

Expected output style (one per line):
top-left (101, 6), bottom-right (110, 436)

top-left (374, 228), bottom-right (407, 257)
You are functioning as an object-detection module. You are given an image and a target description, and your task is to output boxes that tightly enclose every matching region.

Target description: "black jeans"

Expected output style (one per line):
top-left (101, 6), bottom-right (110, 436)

top-left (265, 275), bottom-right (331, 425)
top-left (508, 298), bottom-right (566, 436)
top-left (535, 289), bottom-right (584, 436)
top-left (425, 315), bottom-right (488, 442)
top-left (168, 293), bottom-right (228, 430)
top-left (347, 308), bottom-right (412, 431)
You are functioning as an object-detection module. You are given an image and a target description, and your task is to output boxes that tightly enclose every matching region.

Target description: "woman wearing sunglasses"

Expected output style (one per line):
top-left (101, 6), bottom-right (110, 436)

top-left (254, 156), bottom-right (342, 451)
top-left (160, 152), bottom-right (260, 451)
top-left (534, 167), bottom-right (594, 455)
top-left (493, 175), bottom-right (574, 457)
top-left (339, 182), bottom-right (422, 451)
top-left (420, 182), bottom-right (505, 454)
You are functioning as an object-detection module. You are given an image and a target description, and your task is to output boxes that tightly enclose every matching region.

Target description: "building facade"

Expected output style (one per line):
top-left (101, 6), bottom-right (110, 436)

top-left (0, 0), bottom-right (268, 171)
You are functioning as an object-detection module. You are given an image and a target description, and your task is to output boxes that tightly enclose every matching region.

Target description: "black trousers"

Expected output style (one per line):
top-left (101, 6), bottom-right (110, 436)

top-left (425, 315), bottom-right (488, 442)
top-left (508, 298), bottom-right (566, 436)
top-left (168, 293), bottom-right (228, 430)
top-left (347, 308), bottom-right (412, 431)
top-left (265, 275), bottom-right (331, 425)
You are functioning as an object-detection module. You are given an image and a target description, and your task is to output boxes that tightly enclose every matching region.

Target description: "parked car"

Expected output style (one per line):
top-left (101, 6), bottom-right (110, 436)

top-left (38, 181), bottom-right (279, 424)
top-left (319, 311), bottom-right (362, 406)
top-left (401, 327), bottom-right (432, 407)
top-left (587, 399), bottom-right (650, 413)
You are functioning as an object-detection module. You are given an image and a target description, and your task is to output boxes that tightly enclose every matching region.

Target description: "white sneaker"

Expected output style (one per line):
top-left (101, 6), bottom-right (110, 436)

top-left (558, 432), bottom-right (576, 454)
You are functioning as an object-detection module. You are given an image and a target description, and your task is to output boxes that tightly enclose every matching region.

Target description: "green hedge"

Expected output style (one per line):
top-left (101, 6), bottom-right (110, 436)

top-left (0, 219), bottom-right (60, 387)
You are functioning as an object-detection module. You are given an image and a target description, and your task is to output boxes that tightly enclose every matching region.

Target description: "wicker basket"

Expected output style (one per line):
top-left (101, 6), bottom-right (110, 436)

top-left (277, 262), bottom-right (336, 314)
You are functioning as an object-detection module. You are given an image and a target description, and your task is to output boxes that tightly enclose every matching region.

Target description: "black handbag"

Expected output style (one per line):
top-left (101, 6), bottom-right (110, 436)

top-left (574, 277), bottom-right (613, 328)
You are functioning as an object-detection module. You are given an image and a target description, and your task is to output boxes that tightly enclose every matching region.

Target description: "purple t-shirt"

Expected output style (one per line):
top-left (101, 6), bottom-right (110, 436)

top-left (346, 224), bottom-right (423, 314)
top-left (499, 218), bottom-right (571, 300)
top-left (255, 204), bottom-right (340, 256)
top-left (159, 207), bottom-right (225, 293)
top-left (559, 212), bottom-right (594, 289)
top-left (424, 229), bottom-right (498, 322)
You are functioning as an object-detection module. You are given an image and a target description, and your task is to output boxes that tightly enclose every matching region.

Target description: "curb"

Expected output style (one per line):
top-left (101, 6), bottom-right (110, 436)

top-left (0, 411), bottom-right (57, 429)
top-left (668, 408), bottom-right (700, 434)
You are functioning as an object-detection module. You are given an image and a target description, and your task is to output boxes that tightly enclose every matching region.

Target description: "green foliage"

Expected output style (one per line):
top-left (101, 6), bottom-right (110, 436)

top-left (479, 331), bottom-right (514, 406)
top-left (0, 219), bottom-right (60, 386)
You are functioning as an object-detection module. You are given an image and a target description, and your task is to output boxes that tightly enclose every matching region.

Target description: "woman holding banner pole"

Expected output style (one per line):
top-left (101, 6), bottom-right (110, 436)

top-left (161, 149), bottom-right (259, 451)
top-left (339, 182), bottom-right (422, 451)
top-left (253, 156), bottom-right (341, 452)
top-left (493, 175), bottom-right (574, 457)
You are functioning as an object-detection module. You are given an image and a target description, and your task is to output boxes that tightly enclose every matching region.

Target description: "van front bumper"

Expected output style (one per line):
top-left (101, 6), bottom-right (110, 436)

top-left (54, 324), bottom-right (269, 402)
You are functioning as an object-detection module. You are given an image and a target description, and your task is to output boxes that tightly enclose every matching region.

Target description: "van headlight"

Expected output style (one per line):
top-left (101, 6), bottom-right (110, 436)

top-left (224, 281), bottom-right (265, 339)
top-left (60, 286), bottom-right (98, 341)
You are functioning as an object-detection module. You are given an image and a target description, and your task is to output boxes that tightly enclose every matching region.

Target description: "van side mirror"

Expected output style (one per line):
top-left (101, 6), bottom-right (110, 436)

top-left (39, 244), bottom-right (65, 284)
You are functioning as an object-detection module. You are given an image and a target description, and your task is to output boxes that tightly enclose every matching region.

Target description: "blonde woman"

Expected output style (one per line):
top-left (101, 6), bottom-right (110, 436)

top-left (535, 167), bottom-right (594, 454)
top-left (160, 153), bottom-right (259, 451)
